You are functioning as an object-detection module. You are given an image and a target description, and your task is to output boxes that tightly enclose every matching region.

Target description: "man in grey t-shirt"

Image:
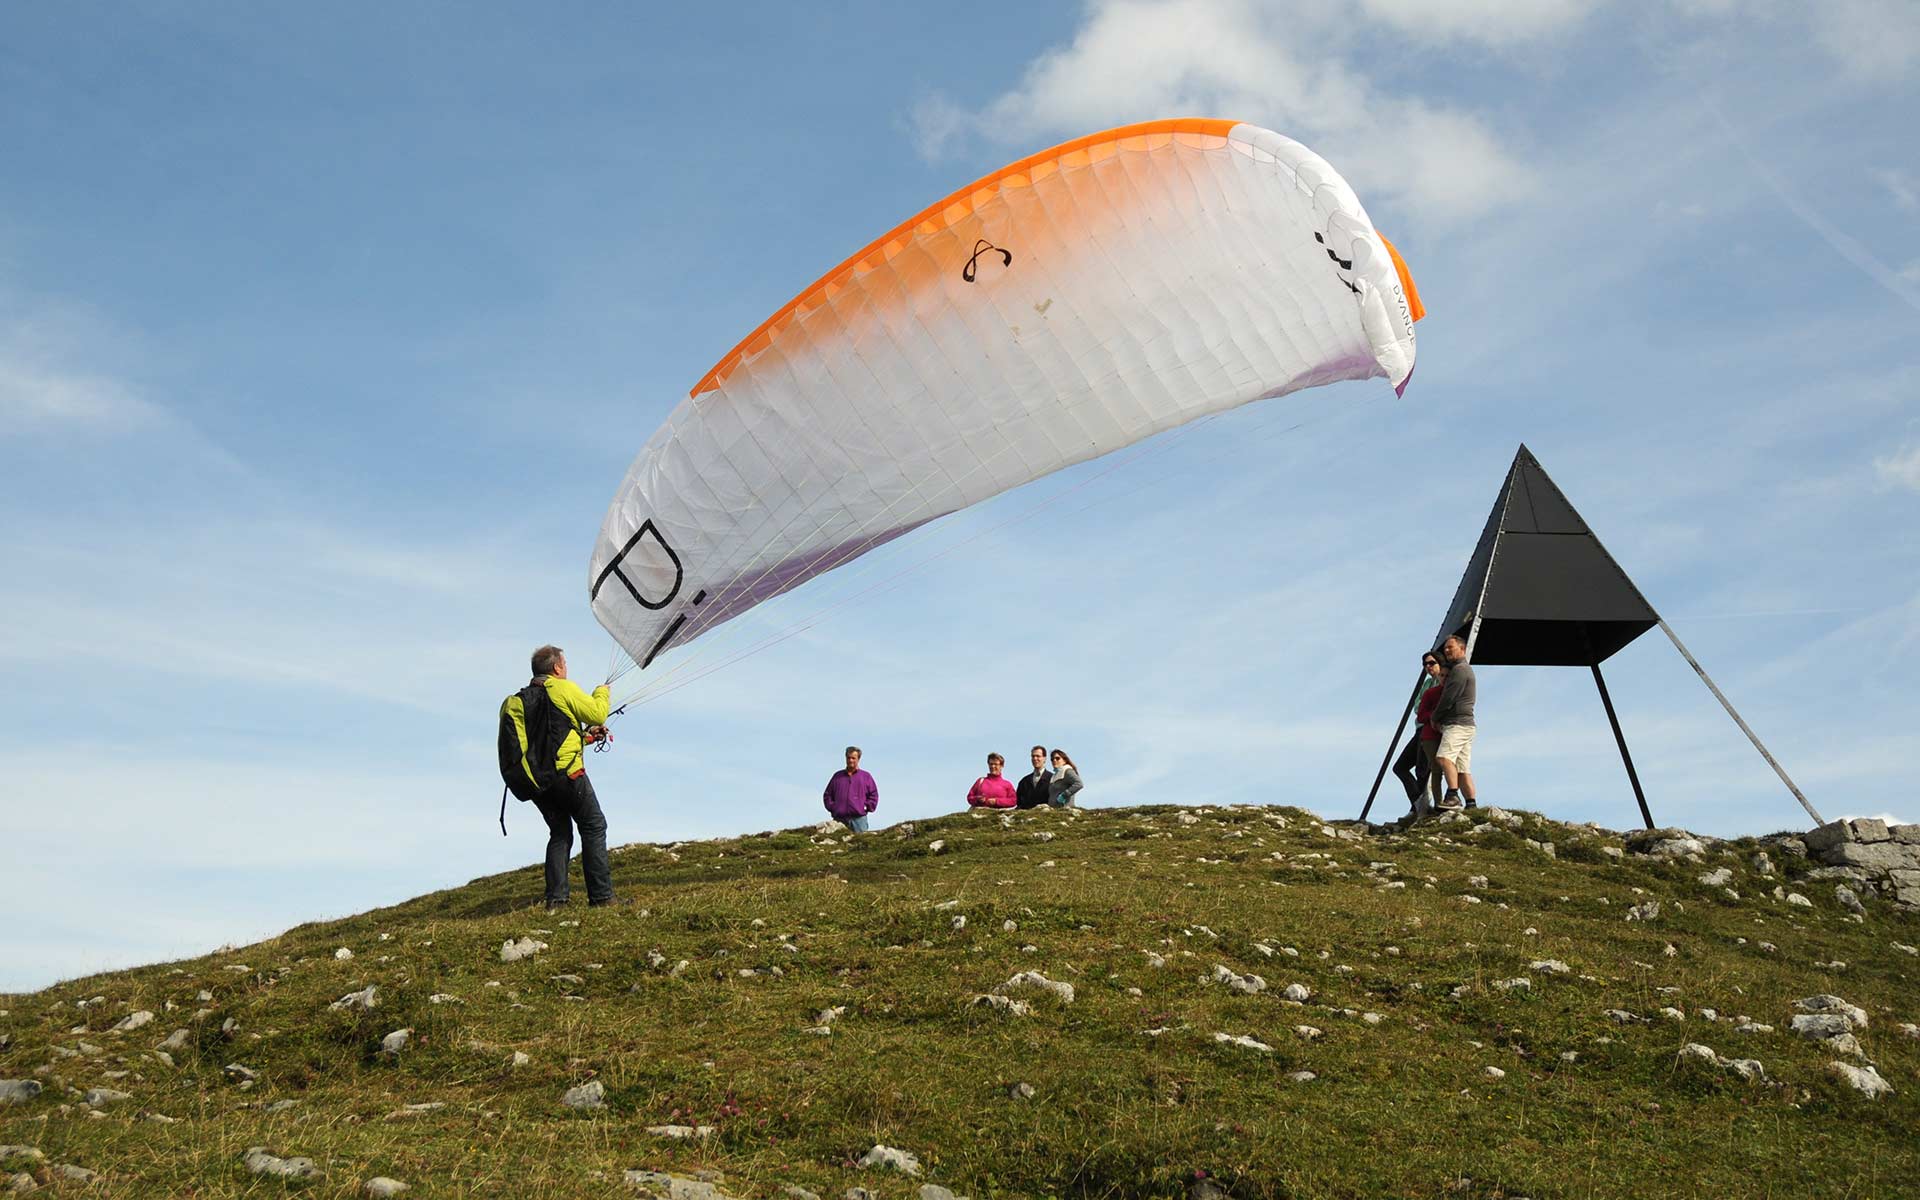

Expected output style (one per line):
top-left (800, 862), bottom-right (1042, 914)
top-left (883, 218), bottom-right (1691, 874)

top-left (1433, 634), bottom-right (1478, 810)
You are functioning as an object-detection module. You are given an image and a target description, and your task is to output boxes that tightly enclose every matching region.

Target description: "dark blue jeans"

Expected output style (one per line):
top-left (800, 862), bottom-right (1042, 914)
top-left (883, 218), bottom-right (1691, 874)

top-left (532, 773), bottom-right (613, 905)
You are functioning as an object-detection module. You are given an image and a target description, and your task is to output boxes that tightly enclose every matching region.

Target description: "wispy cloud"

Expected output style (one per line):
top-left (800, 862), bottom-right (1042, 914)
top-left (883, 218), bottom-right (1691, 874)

top-left (1873, 167), bottom-right (1920, 214)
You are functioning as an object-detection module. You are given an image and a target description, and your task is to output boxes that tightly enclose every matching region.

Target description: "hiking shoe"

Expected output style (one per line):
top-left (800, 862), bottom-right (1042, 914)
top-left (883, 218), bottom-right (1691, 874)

top-left (1464, 799), bottom-right (1478, 809)
top-left (1437, 792), bottom-right (1465, 811)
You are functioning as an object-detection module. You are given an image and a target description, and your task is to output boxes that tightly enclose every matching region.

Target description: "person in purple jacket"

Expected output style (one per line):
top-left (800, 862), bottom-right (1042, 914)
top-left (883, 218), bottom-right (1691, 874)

top-left (823, 745), bottom-right (879, 832)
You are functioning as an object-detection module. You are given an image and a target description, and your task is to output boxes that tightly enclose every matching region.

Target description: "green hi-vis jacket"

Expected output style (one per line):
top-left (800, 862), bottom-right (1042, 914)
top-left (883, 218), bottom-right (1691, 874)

top-left (502, 675), bottom-right (612, 783)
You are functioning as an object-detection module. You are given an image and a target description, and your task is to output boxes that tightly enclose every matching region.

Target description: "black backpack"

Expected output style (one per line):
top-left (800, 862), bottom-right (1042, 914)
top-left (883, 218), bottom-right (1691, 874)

top-left (496, 679), bottom-right (572, 833)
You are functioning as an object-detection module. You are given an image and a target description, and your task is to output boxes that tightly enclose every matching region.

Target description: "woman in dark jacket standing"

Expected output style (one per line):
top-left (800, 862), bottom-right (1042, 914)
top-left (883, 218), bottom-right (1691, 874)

top-left (1046, 749), bottom-right (1083, 808)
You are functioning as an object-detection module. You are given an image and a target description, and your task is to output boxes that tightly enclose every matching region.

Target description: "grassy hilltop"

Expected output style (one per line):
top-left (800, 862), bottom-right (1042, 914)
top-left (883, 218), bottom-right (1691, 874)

top-left (2, 803), bottom-right (1917, 1199)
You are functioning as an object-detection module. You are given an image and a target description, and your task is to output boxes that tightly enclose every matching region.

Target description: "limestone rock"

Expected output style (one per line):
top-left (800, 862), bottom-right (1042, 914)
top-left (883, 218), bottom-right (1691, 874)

top-left (223, 1063), bottom-right (258, 1084)
top-left (858, 1144), bottom-right (922, 1176)
top-left (995, 971), bottom-right (1073, 1004)
top-left (1530, 959), bottom-right (1571, 975)
top-left (1829, 1061), bottom-right (1893, 1099)
top-left (82, 1088), bottom-right (132, 1108)
top-left (500, 937), bottom-right (549, 963)
top-left (1281, 983), bottom-right (1312, 1003)
top-left (1835, 885), bottom-right (1867, 915)
top-left (1825, 842), bottom-right (1917, 872)
top-left (242, 1147), bottom-right (321, 1180)
top-left (0, 1082), bottom-right (42, 1106)
top-left (1795, 995), bottom-right (1868, 1029)
top-left (1790, 1013), bottom-right (1856, 1041)
top-left (364, 1178), bottom-right (409, 1197)
top-left (1212, 1032), bottom-right (1273, 1053)
top-left (561, 1080), bottom-right (606, 1110)
top-left (972, 994), bottom-right (1033, 1017)
top-left (109, 1011), bottom-right (154, 1034)
top-left (330, 985), bottom-right (378, 1012)
top-left (624, 1170), bottom-right (737, 1199)
top-left (380, 1029), bottom-right (412, 1055)
top-left (1209, 965), bottom-right (1265, 995)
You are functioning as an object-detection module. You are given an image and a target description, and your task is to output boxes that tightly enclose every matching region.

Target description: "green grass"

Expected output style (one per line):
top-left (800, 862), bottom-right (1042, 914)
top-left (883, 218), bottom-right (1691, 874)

top-left (3, 803), bottom-right (1916, 1199)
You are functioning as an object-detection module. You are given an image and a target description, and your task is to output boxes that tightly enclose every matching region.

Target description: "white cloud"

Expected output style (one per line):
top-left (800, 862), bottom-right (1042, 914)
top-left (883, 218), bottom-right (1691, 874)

top-left (1357, 0), bottom-right (1601, 45)
top-left (1874, 441), bottom-right (1920, 491)
top-left (912, 0), bottom-right (1537, 224)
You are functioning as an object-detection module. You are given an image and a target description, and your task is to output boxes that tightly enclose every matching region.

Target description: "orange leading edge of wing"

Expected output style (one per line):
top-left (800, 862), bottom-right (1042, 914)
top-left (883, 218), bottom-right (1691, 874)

top-left (690, 118), bottom-right (1423, 398)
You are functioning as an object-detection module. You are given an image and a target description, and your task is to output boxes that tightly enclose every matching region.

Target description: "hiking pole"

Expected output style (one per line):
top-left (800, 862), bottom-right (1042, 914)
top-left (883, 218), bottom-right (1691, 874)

top-left (498, 785), bottom-right (509, 837)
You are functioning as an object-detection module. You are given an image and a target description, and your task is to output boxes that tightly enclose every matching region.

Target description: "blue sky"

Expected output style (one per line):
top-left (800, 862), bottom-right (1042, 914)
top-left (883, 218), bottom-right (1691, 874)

top-left (3, 1), bottom-right (1916, 992)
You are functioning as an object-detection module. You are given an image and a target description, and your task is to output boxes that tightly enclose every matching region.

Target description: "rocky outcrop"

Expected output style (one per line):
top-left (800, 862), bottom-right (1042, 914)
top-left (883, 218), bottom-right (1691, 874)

top-left (1798, 819), bottom-right (1920, 910)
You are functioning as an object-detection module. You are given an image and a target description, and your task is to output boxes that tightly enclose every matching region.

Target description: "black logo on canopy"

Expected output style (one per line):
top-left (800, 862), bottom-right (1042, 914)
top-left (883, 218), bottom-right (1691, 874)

top-left (962, 239), bottom-right (1013, 283)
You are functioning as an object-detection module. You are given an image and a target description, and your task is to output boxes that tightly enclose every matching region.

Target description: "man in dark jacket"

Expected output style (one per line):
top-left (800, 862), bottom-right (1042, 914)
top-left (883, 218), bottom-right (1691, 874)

top-left (823, 746), bottom-right (879, 831)
top-left (1016, 745), bottom-right (1052, 810)
top-left (1433, 634), bottom-right (1478, 810)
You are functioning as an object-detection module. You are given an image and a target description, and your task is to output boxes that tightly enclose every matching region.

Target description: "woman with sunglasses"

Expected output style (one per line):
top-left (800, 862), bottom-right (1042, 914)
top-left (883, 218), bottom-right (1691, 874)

top-left (1391, 651), bottom-right (1447, 814)
top-left (1413, 655), bottom-right (1449, 816)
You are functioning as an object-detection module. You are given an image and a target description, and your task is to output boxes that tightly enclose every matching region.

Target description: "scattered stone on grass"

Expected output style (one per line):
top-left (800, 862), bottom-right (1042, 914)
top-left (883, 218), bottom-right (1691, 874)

top-left (1010, 1082), bottom-right (1035, 1100)
top-left (243, 1147), bottom-right (321, 1180)
top-left (82, 1088), bottom-right (132, 1108)
top-left (1679, 1043), bottom-right (1766, 1081)
top-left (0, 1082), bottom-right (41, 1106)
top-left (972, 994), bottom-right (1033, 1017)
top-left (858, 1145), bottom-right (922, 1176)
top-left (562, 1080), bottom-right (606, 1110)
top-left (500, 937), bottom-right (549, 963)
top-left (1210, 965), bottom-right (1266, 994)
top-left (330, 985), bottom-right (378, 1012)
top-left (1213, 1032), bottom-right (1273, 1053)
top-left (1829, 1062), bottom-right (1893, 1099)
top-left (624, 1169), bottom-right (739, 1198)
top-left (995, 971), bottom-right (1074, 1004)
top-left (1795, 995), bottom-right (1868, 1028)
top-left (108, 1011), bottom-right (153, 1034)
top-left (380, 1029), bottom-right (412, 1055)
top-left (1281, 983), bottom-right (1311, 1003)
top-left (645, 1124), bottom-right (714, 1140)
top-left (364, 1178), bottom-right (409, 1197)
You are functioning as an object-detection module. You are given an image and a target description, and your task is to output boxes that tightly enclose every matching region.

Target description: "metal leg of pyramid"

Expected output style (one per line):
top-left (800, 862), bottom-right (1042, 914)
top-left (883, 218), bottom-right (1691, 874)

top-left (1358, 671), bottom-right (1426, 822)
top-left (1657, 618), bottom-right (1825, 826)
top-left (1590, 663), bottom-right (1655, 830)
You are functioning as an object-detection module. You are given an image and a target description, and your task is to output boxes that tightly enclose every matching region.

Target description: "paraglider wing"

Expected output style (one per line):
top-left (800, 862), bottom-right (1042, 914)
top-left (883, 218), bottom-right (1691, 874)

top-left (592, 119), bottom-right (1422, 670)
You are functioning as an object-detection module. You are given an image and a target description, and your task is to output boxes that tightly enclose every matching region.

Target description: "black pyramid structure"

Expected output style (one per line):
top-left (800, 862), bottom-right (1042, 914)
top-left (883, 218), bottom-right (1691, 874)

top-left (1360, 444), bottom-right (1822, 831)
top-left (1434, 444), bottom-right (1658, 665)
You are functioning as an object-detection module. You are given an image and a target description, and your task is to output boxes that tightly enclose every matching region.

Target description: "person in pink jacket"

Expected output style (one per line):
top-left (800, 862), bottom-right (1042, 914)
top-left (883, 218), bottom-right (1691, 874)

top-left (966, 753), bottom-right (1019, 809)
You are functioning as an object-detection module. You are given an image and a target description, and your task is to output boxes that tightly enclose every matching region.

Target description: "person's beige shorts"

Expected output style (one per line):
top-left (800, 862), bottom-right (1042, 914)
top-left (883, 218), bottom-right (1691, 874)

top-left (1436, 724), bottom-right (1476, 772)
